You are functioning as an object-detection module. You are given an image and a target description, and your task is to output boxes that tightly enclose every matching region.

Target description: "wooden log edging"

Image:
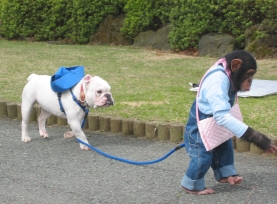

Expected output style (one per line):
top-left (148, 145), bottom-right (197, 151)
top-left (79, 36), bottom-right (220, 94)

top-left (157, 122), bottom-right (170, 141)
top-left (99, 116), bottom-right (111, 132)
top-left (122, 119), bottom-right (133, 136)
top-left (7, 102), bottom-right (18, 118)
top-left (145, 121), bottom-right (158, 139)
top-left (0, 101), bottom-right (276, 157)
top-left (110, 117), bottom-right (122, 133)
top-left (88, 113), bottom-right (99, 131)
top-left (0, 100), bottom-right (8, 117)
top-left (133, 120), bottom-right (145, 137)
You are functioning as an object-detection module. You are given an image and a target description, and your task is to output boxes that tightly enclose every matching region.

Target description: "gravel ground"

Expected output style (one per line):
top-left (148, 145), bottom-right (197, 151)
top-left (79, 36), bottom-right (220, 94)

top-left (0, 117), bottom-right (277, 204)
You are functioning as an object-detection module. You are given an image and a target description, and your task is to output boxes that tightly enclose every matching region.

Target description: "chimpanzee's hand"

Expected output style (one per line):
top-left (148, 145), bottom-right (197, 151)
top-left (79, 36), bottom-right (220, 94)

top-left (265, 143), bottom-right (277, 154)
top-left (241, 127), bottom-right (276, 153)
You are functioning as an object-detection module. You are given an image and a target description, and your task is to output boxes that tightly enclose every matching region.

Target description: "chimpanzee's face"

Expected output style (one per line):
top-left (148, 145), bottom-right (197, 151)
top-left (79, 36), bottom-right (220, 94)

top-left (230, 59), bottom-right (256, 92)
top-left (239, 69), bottom-right (256, 92)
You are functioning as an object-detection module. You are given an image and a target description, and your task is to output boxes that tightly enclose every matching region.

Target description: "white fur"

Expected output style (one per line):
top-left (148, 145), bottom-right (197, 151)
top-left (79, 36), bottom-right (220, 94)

top-left (21, 73), bottom-right (114, 150)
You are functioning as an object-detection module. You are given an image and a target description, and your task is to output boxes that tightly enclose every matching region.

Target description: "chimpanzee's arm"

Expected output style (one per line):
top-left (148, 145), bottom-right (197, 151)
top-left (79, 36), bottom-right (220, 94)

top-left (240, 127), bottom-right (271, 150)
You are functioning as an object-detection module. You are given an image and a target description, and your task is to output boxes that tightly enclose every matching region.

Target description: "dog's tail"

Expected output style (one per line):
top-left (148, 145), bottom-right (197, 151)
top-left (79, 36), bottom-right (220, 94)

top-left (27, 73), bottom-right (38, 82)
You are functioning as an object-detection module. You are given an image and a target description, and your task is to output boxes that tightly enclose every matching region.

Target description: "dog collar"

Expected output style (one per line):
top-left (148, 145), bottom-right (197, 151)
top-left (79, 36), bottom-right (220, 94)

top-left (78, 81), bottom-right (87, 106)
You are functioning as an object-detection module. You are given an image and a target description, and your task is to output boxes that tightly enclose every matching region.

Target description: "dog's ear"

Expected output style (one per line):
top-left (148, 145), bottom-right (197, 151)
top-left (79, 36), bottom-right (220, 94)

top-left (83, 74), bottom-right (91, 85)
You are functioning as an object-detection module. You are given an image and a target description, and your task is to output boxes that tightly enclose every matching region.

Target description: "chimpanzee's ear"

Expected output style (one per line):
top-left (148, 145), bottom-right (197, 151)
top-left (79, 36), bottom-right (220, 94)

top-left (231, 59), bottom-right (243, 72)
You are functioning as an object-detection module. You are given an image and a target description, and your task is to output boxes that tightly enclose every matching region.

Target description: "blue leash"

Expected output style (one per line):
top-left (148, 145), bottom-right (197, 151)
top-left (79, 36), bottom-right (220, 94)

top-left (61, 84), bottom-right (186, 165)
top-left (76, 138), bottom-right (185, 165)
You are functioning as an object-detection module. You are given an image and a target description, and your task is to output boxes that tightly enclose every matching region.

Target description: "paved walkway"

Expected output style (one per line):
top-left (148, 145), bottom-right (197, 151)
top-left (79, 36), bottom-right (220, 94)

top-left (0, 117), bottom-right (277, 204)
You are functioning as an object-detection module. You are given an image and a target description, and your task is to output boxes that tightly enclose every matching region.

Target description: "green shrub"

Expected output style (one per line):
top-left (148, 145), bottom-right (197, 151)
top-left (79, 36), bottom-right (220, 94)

top-left (0, 0), bottom-right (124, 43)
top-left (40, 0), bottom-right (74, 41)
top-left (255, 0), bottom-right (277, 47)
top-left (67, 0), bottom-right (122, 44)
top-left (121, 0), bottom-right (172, 40)
top-left (121, 0), bottom-right (223, 49)
top-left (0, 0), bottom-right (276, 49)
top-left (0, 0), bottom-right (72, 40)
top-left (121, 0), bottom-right (277, 50)
top-left (168, 0), bottom-right (220, 50)
top-left (168, 0), bottom-right (276, 50)
top-left (0, 0), bottom-right (21, 39)
top-left (219, 0), bottom-right (272, 49)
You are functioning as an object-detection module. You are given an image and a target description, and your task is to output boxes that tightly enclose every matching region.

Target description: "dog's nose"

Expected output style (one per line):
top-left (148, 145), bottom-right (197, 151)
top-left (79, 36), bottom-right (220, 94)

top-left (105, 94), bottom-right (114, 106)
top-left (105, 93), bottom-right (111, 99)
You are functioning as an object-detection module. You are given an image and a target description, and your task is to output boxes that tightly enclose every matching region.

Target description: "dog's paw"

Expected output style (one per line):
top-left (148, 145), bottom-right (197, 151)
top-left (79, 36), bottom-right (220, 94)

top-left (64, 131), bottom-right (75, 139)
top-left (22, 136), bottom-right (31, 142)
top-left (80, 144), bottom-right (90, 150)
top-left (40, 130), bottom-right (49, 138)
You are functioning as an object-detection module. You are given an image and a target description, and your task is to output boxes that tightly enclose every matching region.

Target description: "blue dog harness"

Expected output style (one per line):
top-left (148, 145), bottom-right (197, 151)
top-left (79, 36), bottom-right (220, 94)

top-left (57, 89), bottom-right (89, 128)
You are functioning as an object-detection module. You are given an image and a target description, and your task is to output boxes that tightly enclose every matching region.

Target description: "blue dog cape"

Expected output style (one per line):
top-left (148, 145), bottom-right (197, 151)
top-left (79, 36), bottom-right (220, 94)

top-left (51, 66), bottom-right (85, 92)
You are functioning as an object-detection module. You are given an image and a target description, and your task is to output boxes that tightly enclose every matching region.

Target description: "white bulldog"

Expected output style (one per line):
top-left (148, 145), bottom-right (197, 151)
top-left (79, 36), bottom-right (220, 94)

top-left (21, 74), bottom-right (114, 150)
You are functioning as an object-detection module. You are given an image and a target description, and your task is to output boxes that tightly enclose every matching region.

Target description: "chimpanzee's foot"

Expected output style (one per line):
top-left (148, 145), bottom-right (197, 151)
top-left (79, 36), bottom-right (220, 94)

top-left (182, 187), bottom-right (215, 195)
top-left (219, 175), bottom-right (243, 185)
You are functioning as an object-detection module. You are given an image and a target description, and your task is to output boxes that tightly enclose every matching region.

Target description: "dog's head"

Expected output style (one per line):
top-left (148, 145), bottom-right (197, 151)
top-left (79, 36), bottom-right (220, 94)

top-left (83, 74), bottom-right (114, 108)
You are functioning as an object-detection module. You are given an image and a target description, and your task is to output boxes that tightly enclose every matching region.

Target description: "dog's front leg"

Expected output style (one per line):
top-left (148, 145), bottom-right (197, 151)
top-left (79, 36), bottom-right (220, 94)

top-left (76, 132), bottom-right (90, 150)
top-left (67, 119), bottom-right (90, 150)
top-left (74, 130), bottom-right (90, 150)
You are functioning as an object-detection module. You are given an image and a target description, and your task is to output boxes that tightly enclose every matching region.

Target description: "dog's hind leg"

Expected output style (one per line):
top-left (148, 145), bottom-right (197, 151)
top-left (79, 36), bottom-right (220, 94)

top-left (38, 108), bottom-right (51, 138)
top-left (21, 99), bottom-right (35, 142)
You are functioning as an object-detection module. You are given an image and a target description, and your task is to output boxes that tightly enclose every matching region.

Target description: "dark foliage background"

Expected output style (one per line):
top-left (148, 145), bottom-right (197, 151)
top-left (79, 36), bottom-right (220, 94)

top-left (0, 0), bottom-right (276, 50)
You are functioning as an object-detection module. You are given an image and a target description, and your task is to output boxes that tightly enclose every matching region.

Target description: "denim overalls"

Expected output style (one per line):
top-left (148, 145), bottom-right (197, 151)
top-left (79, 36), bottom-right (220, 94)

top-left (181, 68), bottom-right (237, 191)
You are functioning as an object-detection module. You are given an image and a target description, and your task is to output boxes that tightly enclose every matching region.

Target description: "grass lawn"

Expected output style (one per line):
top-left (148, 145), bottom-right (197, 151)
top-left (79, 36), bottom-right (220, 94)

top-left (1, 40), bottom-right (277, 138)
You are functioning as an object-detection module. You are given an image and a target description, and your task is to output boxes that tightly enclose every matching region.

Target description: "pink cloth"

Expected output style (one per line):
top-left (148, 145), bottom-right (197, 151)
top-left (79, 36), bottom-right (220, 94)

top-left (198, 103), bottom-right (243, 151)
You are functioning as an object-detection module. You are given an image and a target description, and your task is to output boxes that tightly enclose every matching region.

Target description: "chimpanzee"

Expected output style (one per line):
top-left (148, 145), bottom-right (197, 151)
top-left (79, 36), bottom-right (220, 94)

top-left (181, 50), bottom-right (277, 195)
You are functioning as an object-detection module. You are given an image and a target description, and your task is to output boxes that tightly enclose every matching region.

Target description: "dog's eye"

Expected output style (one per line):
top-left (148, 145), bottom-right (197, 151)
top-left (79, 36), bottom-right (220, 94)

top-left (97, 90), bottom-right (102, 94)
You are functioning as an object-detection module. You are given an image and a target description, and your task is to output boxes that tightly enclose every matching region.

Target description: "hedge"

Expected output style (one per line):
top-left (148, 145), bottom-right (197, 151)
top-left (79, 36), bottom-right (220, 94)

top-left (0, 0), bottom-right (276, 49)
top-left (0, 0), bottom-right (124, 44)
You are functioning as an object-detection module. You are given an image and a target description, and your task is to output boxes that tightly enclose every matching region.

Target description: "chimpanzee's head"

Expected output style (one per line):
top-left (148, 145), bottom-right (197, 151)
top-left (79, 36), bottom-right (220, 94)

top-left (225, 50), bottom-right (257, 92)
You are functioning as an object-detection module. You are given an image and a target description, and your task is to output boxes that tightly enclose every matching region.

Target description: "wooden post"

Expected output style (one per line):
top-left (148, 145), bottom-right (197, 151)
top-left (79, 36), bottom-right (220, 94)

top-left (47, 115), bottom-right (57, 125)
top-left (7, 102), bottom-right (17, 118)
top-left (110, 117), bottom-right (122, 133)
top-left (157, 122), bottom-right (170, 141)
top-left (133, 120), bottom-right (145, 137)
top-left (88, 113), bottom-right (100, 131)
top-left (170, 123), bottom-right (184, 142)
top-left (17, 104), bottom-right (22, 120)
top-left (145, 121), bottom-right (158, 139)
top-left (236, 138), bottom-right (250, 152)
top-left (99, 116), bottom-right (110, 132)
top-left (122, 119), bottom-right (134, 136)
top-left (0, 100), bottom-right (8, 117)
